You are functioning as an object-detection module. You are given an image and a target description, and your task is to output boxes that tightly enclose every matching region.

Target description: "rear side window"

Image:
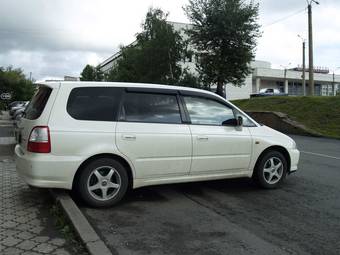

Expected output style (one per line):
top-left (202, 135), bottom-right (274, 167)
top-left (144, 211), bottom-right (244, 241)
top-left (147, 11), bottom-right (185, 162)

top-left (67, 87), bottom-right (122, 121)
top-left (121, 93), bottom-right (182, 124)
top-left (25, 86), bottom-right (52, 120)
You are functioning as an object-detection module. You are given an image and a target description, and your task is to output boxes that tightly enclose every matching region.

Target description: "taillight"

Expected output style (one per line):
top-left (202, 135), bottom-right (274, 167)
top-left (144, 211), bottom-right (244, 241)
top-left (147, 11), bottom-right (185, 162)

top-left (27, 126), bottom-right (51, 153)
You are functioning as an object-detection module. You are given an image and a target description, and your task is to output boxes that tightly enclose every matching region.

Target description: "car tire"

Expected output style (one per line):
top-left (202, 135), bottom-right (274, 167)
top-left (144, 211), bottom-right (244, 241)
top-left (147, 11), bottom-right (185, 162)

top-left (253, 150), bottom-right (288, 189)
top-left (75, 158), bottom-right (129, 207)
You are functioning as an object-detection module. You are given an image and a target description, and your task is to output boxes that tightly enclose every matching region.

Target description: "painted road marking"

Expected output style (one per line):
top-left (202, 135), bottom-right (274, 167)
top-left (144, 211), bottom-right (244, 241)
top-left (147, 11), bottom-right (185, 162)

top-left (301, 151), bottom-right (340, 160)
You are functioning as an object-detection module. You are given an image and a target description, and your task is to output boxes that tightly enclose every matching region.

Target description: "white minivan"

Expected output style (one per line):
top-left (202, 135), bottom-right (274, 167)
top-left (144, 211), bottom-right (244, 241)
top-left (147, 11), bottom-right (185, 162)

top-left (15, 82), bottom-right (299, 207)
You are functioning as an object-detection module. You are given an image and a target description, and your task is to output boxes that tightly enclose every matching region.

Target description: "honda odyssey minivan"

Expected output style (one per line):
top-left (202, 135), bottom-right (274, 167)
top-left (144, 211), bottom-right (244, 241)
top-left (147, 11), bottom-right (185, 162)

top-left (15, 82), bottom-right (300, 207)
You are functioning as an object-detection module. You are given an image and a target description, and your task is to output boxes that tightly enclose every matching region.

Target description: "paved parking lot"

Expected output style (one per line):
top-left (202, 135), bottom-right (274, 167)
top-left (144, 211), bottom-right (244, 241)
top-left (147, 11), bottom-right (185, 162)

top-left (0, 156), bottom-right (76, 255)
top-left (0, 118), bottom-right (85, 255)
top-left (81, 135), bottom-right (340, 255)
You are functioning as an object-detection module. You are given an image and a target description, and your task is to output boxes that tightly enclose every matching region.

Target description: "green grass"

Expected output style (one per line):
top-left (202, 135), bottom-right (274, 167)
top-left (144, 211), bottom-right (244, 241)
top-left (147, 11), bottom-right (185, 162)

top-left (50, 203), bottom-right (88, 254)
top-left (232, 96), bottom-right (340, 139)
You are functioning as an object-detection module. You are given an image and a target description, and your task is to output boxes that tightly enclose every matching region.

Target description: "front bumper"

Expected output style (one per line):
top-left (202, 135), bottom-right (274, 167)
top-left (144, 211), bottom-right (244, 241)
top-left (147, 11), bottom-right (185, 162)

top-left (15, 144), bottom-right (81, 190)
top-left (288, 148), bottom-right (300, 174)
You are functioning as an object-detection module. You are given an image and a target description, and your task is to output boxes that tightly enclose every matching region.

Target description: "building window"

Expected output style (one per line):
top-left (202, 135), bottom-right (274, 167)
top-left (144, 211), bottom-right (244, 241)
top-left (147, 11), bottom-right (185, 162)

top-left (276, 81), bottom-right (284, 92)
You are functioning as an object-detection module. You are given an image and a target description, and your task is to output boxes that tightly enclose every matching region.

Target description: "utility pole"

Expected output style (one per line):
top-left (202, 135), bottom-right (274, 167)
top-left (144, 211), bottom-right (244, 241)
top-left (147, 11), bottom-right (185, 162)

top-left (302, 41), bottom-right (306, 96)
top-left (298, 35), bottom-right (306, 96)
top-left (307, 0), bottom-right (320, 96)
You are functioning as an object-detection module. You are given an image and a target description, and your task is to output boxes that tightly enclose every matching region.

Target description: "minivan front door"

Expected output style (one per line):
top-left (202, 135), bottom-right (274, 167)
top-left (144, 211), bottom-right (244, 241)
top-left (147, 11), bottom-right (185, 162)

top-left (182, 96), bottom-right (252, 175)
top-left (116, 91), bottom-right (192, 179)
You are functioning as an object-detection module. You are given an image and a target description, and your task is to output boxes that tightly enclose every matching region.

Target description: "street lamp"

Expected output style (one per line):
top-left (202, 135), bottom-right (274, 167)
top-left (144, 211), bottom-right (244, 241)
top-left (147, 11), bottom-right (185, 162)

top-left (280, 63), bottom-right (292, 94)
top-left (298, 35), bottom-right (306, 96)
top-left (305, 0), bottom-right (320, 96)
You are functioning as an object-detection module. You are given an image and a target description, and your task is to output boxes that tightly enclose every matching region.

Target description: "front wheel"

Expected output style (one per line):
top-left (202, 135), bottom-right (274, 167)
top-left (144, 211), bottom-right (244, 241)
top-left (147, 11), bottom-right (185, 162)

top-left (253, 151), bottom-right (288, 189)
top-left (75, 158), bottom-right (129, 207)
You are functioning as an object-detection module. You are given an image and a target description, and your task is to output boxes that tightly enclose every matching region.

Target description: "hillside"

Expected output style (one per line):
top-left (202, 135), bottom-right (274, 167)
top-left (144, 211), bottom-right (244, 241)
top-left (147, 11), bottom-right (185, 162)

top-left (233, 96), bottom-right (340, 139)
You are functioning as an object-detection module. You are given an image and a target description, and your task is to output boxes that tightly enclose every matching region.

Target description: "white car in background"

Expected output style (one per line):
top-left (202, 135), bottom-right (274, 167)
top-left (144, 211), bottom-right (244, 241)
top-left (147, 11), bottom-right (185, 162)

top-left (9, 101), bottom-right (29, 116)
top-left (250, 88), bottom-right (288, 97)
top-left (15, 82), bottom-right (300, 207)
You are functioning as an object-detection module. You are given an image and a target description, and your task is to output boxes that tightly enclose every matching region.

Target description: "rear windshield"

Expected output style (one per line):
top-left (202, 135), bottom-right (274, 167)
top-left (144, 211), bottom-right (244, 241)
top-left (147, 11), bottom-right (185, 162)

top-left (25, 86), bottom-right (52, 120)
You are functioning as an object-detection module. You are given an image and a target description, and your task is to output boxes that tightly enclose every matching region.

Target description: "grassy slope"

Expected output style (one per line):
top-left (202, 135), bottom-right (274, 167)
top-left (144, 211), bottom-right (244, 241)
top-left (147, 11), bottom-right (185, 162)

top-left (232, 96), bottom-right (340, 139)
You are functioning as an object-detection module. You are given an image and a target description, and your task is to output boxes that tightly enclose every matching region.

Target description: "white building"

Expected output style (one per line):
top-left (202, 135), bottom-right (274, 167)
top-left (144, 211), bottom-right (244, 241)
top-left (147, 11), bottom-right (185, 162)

top-left (99, 22), bottom-right (340, 100)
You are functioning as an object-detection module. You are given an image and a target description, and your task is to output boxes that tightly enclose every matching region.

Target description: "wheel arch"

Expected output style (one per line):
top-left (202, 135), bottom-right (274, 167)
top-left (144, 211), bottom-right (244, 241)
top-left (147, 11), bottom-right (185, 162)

top-left (253, 145), bottom-right (291, 176)
top-left (72, 153), bottom-right (134, 190)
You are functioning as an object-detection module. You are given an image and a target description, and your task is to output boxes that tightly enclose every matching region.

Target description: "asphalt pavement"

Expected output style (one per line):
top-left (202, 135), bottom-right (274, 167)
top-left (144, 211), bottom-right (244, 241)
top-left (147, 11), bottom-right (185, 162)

top-left (81, 135), bottom-right (340, 255)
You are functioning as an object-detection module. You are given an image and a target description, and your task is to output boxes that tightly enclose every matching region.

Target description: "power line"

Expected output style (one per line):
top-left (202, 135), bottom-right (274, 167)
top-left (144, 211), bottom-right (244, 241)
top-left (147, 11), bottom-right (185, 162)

top-left (263, 8), bottom-right (307, 28)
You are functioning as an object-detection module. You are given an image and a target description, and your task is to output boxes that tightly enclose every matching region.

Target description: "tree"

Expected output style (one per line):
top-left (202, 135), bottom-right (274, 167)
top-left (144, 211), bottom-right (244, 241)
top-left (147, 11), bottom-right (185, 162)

top-left (184, 0), bottom-right (261, 97)
top-left (80, 64), bottom-right (103, 81)
top-left (0, 66), bottom-right (35, 102)
top-left (177, 69), bottom-right (205, 89)
top-left (107, 8), bottom-right (184, 85)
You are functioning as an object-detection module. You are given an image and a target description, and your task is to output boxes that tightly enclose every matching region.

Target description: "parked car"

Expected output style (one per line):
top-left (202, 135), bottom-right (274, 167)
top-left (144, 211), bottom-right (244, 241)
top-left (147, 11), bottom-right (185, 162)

top-left (8, 101), bottom-right (25, 109)
top-left (9, 101), bottom-right (29, 116)
top-left (13, 101), bottom-right (29, 118)
top-left (15, 82), bottom-right (300, 207)
top-left (250, 88), bottom-right (288, 98)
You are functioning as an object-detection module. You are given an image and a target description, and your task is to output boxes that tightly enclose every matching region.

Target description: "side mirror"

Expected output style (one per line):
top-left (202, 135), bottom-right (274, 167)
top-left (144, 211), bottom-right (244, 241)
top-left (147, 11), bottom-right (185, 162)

top-left (237, 116), bottom-right (243, 126)
top-left (222, 118), bottom-right (238, 126)
top-left (222, 116), bottom-right (243, 127)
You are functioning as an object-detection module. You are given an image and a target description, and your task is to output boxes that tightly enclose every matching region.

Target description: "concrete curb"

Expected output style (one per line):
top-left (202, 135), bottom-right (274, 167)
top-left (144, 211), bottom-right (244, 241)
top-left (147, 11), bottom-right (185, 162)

top-left (49, 189), bottom-right (112, 255)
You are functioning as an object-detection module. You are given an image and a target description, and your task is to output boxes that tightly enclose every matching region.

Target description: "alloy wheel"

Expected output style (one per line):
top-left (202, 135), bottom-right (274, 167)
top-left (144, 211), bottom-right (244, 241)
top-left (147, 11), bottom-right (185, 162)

top-left (87, 166), bottom-right (121, 201)
top-left (263, 157), bottom-right (284, 185)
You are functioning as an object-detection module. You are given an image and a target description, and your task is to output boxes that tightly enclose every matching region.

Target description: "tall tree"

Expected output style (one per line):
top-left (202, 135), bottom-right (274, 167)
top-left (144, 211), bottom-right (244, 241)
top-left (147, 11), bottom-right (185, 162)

top-left (80, 64), bottom-right (103, 81)
top-left (0, 66), bottom-right (34, 102)
top-left (184, 0), bottom-right (261, 97)
top-left (107, 8), bottom-right (184, 85)
top-left (177, 69), bottom-right (205, 89)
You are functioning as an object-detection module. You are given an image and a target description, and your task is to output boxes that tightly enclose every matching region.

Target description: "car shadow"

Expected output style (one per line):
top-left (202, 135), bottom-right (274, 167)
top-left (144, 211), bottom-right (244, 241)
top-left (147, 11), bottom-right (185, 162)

top-left (74, 177), bottom-right (263, 209)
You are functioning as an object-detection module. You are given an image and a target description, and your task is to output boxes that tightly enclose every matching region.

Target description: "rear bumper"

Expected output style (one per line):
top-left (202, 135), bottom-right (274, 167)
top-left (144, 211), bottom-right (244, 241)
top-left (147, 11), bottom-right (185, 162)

top-left (15, 145), bottom-right (81, 190)
top-left (288, 148), bottom-right (300, 173)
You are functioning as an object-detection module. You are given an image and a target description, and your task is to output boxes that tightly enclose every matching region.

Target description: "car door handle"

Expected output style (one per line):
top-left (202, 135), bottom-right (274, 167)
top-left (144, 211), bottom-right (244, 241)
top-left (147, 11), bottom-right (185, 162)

top-left (122, 134), bottom-right (136, 140)
top-left (197, 136), bottom-right (209, 141)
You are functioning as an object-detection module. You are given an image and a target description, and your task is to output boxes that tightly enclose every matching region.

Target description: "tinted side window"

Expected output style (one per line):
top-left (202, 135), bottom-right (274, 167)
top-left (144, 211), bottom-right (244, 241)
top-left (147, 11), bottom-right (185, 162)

top-left (67, 87), bottom-right (122, 121)
top-left (184, 96), bottom-right (235, 125)
top-left (122, 93), bottom-right (182, 124)
top-left (25, 86), bottom-right (52, 120)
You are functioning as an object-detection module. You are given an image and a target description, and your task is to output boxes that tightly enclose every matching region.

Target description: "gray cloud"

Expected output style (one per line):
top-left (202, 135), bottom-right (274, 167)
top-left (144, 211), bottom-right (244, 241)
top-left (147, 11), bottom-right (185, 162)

top-left (0, 0), bottom-right (339, 80)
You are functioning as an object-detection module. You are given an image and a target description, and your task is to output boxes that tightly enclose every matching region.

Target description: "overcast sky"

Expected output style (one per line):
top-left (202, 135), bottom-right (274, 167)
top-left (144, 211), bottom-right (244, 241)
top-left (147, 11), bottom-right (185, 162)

top-left (0, 0), bottom-right (339, 80)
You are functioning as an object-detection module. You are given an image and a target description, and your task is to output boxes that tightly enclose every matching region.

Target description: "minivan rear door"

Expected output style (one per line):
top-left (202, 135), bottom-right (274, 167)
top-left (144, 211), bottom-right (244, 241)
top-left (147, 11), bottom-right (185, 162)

top-left (17, 83), bottom-right (59, 152)
top-left (116, 90), bottom-right (192, 179)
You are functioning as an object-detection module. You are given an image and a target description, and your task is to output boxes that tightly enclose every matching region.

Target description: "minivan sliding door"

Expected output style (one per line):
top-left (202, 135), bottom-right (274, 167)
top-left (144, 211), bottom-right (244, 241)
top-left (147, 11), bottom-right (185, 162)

top-left (116, 90), bottom-right (192, 178)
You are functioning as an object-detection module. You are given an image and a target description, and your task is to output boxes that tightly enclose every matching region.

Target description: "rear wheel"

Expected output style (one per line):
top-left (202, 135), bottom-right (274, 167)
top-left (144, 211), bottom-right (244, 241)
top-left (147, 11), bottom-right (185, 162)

top-left (75, 158), bottom-right (129, 207)
top-left (253, 150), bottom-right (288, 189)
